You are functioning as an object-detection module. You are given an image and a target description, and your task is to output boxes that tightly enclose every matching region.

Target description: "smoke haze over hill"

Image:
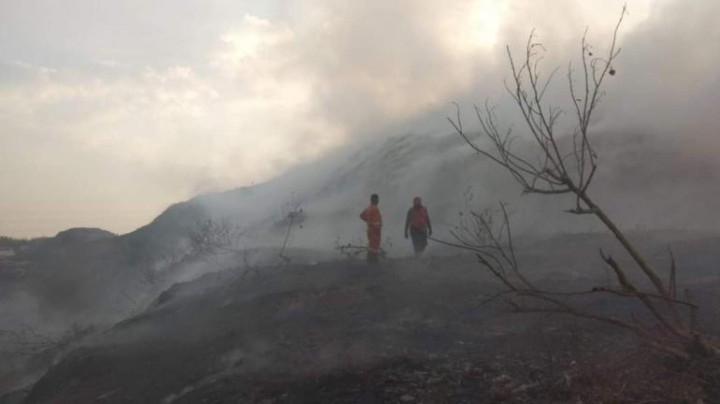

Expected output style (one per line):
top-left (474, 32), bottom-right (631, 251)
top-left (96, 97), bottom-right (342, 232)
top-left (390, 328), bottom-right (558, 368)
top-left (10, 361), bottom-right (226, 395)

top-left (1, 0), bottom-right (719, 237)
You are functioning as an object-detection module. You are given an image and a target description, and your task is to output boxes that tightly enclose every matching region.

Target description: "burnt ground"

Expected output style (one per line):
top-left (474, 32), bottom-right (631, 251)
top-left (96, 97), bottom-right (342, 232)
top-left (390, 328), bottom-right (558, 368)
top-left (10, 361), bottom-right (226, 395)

top-left (13, 240), bottom-right (720, 403)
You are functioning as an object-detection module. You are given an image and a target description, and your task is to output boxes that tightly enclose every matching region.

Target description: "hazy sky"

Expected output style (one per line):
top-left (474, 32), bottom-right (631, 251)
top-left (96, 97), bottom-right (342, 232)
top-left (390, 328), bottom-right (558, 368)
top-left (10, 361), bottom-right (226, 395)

top-left (1, 0), bottom-right (718, 238)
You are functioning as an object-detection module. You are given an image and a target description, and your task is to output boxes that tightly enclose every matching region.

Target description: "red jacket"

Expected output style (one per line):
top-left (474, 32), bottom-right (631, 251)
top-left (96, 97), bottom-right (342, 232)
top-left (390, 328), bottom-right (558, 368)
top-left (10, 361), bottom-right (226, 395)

top-left (405, 205), bottom-right (431, 232)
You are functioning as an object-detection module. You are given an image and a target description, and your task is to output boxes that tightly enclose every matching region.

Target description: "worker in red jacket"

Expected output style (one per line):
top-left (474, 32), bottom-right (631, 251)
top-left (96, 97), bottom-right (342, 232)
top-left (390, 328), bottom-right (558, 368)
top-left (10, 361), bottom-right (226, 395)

top-left (360, 193), bottom-right (382, 264)
top-left (405, 196), bottom-right (432, 256)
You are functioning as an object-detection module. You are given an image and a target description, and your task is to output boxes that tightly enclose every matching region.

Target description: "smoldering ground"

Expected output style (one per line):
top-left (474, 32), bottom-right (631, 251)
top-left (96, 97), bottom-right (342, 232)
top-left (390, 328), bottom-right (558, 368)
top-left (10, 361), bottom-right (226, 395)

top-left (3, 0), bottom-right (720, 401)
top-left (12, 231), bottom-right (720, 403)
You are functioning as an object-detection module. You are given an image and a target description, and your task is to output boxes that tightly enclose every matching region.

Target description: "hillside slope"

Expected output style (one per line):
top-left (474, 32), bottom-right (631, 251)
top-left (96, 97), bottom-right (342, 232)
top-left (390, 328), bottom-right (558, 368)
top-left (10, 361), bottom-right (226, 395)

top-left (22, 231), bottom-right (720, 403)
top-left (4, 131), bottom-right (720, 401)
top-left (134, 131), bottom-right (720, 254)
top-left (4, 128), bottom-right (719, 343)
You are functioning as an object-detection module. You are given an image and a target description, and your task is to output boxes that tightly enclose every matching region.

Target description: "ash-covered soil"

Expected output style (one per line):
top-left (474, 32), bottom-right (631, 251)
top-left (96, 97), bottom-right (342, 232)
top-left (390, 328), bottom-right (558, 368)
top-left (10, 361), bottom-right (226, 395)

top-left (15, 233), bottom-right (720, 403)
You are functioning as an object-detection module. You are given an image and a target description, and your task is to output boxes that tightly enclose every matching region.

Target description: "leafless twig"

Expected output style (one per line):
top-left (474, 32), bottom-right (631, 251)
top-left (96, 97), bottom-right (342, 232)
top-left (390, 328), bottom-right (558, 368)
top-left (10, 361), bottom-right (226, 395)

top-left (447, 6), bottom-right (718, 359)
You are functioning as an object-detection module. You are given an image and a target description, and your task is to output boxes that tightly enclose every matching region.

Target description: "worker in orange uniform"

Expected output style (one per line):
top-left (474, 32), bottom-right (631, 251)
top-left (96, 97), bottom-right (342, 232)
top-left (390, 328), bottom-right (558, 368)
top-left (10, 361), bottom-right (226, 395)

top-left (360, 193), bottom-right (382, 264)
top-left (404, 196), bottom-right (432, 256)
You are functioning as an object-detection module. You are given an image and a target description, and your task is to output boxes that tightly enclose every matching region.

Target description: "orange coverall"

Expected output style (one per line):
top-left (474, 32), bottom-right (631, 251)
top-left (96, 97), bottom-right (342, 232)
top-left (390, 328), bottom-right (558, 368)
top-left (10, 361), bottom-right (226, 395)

top-left (360, 204), bottom-right (382, 252)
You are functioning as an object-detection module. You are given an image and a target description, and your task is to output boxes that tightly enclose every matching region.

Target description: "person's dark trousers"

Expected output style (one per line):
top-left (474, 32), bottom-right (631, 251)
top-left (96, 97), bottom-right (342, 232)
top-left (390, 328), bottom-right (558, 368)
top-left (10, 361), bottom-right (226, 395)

top-left (410, 227), bottom-right (427, 255)
top-left (366, 250), bottom-right (379, 264)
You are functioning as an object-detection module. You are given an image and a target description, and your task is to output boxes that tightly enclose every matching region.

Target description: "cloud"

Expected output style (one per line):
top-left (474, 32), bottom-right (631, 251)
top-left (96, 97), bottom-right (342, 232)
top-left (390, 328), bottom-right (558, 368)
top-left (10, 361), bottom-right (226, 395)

top-left (0, 0), bottom-right (717, 237)
top-left (602, 0), bottom-right (720, 138)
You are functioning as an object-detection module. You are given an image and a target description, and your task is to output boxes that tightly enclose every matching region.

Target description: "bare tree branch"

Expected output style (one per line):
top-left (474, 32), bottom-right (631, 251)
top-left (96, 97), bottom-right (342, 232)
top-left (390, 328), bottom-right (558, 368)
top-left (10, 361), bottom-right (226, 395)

top-left (446, 5), bottom-right (719, 359)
